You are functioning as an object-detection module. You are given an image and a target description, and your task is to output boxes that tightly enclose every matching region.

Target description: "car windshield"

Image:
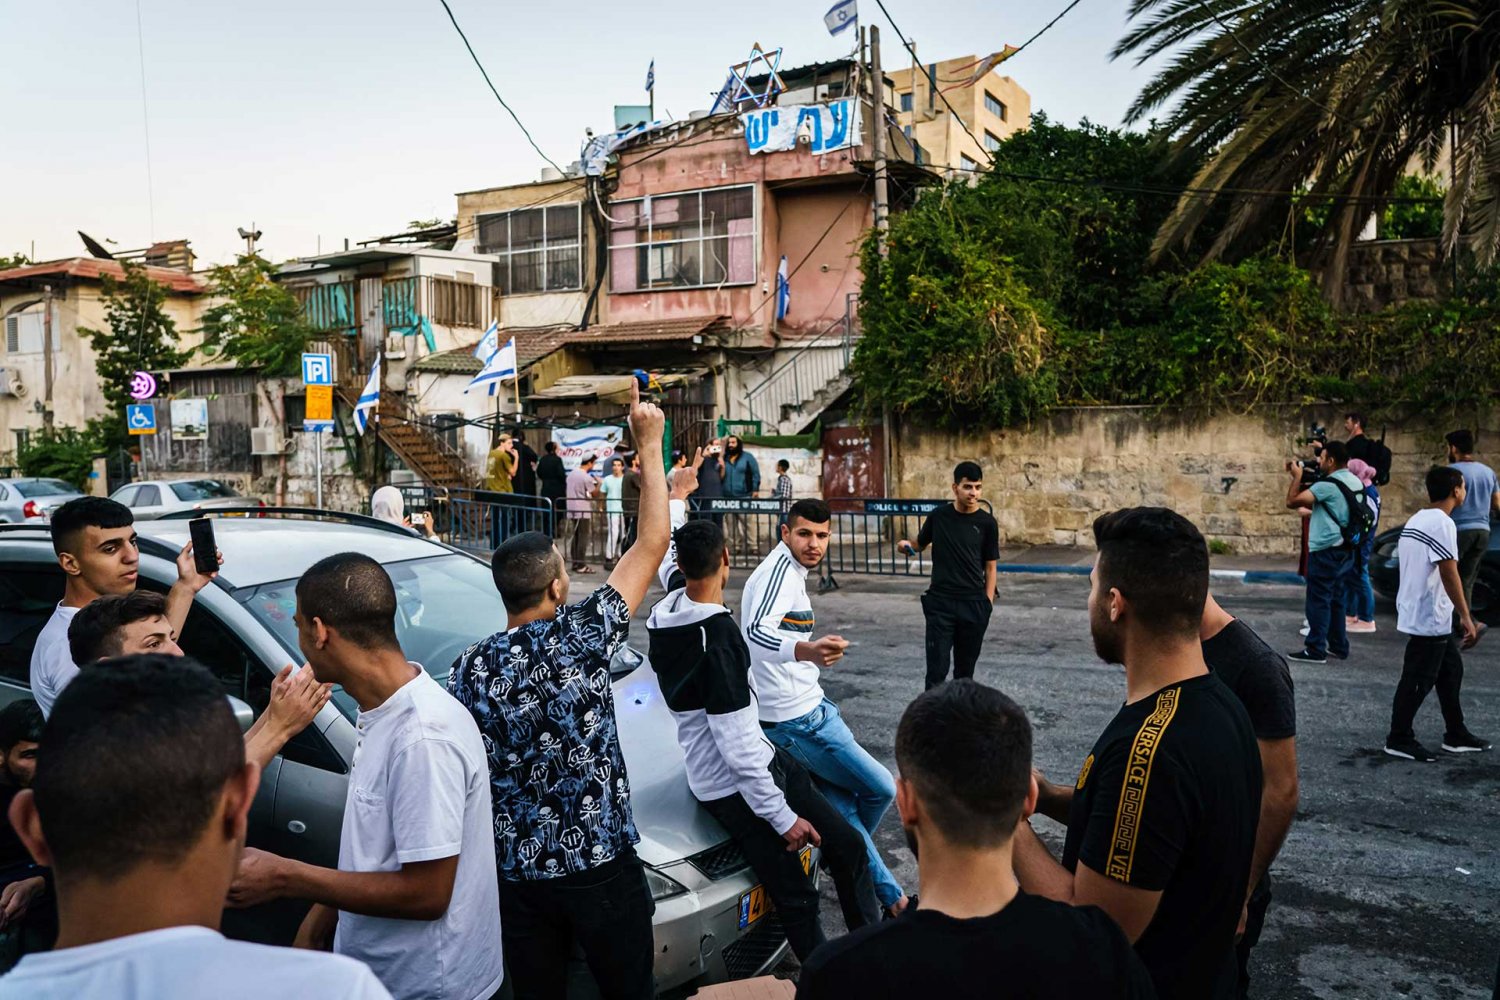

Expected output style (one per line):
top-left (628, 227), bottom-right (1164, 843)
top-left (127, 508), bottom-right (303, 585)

top-left (236, 553), bottom-right (506, 719)
top-left (171, 480), bottom-right (240, 501)
top-left (14, 479), bottom-right (75, 498)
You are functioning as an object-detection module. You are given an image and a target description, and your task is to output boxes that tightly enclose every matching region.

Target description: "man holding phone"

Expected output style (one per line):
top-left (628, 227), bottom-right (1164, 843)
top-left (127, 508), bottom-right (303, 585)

top-left (29, 497), bottom-right (220, 718)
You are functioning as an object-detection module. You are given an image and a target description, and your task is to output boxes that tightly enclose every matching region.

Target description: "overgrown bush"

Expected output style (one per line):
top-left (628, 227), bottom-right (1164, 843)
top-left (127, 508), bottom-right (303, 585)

top-left (17, 428), bottom-right (101, 490)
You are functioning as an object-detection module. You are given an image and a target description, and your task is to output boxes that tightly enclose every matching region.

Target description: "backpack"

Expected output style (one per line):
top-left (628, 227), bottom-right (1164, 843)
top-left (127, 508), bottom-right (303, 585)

top-left (1370, 431), bottom-right (1393, 487)
top-left (1322, 475), bottom-right (1378, 557)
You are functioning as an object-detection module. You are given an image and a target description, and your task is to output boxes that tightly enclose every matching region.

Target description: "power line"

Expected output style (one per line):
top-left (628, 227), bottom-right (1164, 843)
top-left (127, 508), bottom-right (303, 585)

top-left (870, 0), bottom-right (988, 157)
top-left (1009, 0), bottom-right (1086, 62)
top-left (436, 0), bottom-right (565, 175)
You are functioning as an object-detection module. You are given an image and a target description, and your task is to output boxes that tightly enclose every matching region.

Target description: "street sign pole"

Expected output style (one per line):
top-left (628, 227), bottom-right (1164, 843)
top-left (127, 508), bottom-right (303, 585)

top-left (315, 429), bottom-right (324, 509)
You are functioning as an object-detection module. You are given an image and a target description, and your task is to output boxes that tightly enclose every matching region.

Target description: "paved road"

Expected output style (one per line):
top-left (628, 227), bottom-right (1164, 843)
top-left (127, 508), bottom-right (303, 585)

top-left (697, 570), bottom-right (1499, 999)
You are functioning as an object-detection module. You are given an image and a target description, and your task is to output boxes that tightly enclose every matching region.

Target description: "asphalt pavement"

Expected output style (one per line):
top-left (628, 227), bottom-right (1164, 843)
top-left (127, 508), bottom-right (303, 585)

top-left (686, 569), bottom-right (1500, 999)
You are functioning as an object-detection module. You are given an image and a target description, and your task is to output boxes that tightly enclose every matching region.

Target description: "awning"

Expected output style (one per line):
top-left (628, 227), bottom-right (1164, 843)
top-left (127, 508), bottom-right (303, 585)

top-left (528, 369), bottom-right (708, 402)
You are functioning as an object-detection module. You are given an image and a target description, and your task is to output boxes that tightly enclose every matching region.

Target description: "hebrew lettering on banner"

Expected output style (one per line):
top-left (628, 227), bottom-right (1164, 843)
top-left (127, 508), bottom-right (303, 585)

top-left (741, 98), bottom-right (862, 156)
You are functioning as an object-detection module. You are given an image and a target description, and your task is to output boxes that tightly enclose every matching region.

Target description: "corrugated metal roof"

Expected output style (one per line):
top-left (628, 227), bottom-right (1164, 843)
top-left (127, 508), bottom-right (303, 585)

top-left (408, 324), bottom-right (579, 375)
top-left (529, 369), bottom-right (708, 401)
top-left (0, 258), bottom-right (204, 294)
top-left (563, 315), bottom-right (730, 347)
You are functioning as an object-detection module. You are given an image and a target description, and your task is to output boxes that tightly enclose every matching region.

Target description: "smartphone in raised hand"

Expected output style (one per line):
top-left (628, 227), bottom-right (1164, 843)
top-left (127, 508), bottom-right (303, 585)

top-left (188, 517), bottom-right (219, 576)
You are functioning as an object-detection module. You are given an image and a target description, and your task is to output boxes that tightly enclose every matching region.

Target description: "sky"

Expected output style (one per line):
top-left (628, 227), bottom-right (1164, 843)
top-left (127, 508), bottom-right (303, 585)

top-left (0, 0), bottom-right (1169, 267)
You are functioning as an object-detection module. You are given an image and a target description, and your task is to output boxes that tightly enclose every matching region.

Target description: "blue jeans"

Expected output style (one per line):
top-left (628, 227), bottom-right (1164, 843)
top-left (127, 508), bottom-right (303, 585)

top-left (761, 698), bottom-right (904, 908)
top-left (1305, 548), bottom-right (1353, 657)
top-left (1341, 538), bottom-right (1376, 622)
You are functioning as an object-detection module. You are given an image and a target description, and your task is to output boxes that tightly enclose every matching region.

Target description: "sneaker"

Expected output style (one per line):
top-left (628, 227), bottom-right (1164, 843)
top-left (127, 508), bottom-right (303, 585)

top-left (1384, 738), bottom-right (1438, 762)
top-left (1327, 648), bottom-right (1349, 661)
top-left (1299, 626), bottom-right (1310, 637)
top-left (1347, 620), bottom-right (1377, 634)
top-left (1442, 733), bottom-right (1493, 754)
top-left (1287, 649), bottom-right (1326, 664)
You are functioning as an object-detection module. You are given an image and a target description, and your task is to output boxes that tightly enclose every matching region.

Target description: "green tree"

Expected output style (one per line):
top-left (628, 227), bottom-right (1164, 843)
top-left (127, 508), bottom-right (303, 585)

top-left (17, 428), bottom-right (100, 490)
top-left (0, 253), bottom-right (30, 271)
top-left (79, 262), bottom-right (191, 449)
top-left (1381, 174), bottom-right (1446, 240)
top-left (1115, 0), bottom-right (1500, 295)
top-left (198, 253), bottom-right (316, 377)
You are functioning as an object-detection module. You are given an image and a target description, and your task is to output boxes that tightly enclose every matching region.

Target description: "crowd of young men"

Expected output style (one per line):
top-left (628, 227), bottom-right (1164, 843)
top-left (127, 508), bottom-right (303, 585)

top-left (2, 396), bottom-right (1405, 1000)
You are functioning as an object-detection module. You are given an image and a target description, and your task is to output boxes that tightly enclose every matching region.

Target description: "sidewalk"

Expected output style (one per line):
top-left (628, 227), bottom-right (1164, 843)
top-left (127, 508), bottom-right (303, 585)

top-left (998, 544), bottom-right (1303, 585)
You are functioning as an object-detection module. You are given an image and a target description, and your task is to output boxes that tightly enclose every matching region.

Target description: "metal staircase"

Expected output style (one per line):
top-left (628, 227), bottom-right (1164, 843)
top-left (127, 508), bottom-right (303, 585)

top-left (743, 314), bottom-right (857, 436)
top-left (335, 384), bottom-right (473, 489)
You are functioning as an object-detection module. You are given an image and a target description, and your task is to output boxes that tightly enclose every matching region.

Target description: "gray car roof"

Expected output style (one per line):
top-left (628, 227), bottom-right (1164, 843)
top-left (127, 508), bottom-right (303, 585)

top-left (138, 518), bottom-right (452, 589)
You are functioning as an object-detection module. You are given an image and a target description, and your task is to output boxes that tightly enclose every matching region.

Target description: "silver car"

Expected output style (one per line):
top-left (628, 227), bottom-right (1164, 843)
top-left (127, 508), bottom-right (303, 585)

top-left (0, 477), bottom-right (85, 523)
top-left (108, 478), bottom-right (266, 519)
top-left (0, 513), bottom-right (801, 993)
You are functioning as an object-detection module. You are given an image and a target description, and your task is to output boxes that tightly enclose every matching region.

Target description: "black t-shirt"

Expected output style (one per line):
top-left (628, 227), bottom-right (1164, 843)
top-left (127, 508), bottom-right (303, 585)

top-left (1062, 674), bottom-right (1261, 1000)
top-left (1201, 618), bottom-right (1297, 740)
top-left (513, 443), bottom-right (539, 495)
top-left (537, 454), bottom-right (567, 497)
top-left (797, 892), bottom-right (1156, 1000)
top-left (917, 504), bottom-right (1001, 599)
top-left (1345, 435), bottom-right (1374, 465)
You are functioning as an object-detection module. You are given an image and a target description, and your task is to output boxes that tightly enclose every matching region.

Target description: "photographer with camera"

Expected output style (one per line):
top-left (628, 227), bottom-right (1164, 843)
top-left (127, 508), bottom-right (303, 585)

top-left (1285, 440), bottom-right (1369, 664)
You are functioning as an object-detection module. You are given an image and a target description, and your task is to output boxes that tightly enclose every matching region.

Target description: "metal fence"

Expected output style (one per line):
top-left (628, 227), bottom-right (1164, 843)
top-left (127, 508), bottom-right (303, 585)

top-left (364, 489), bottom-right (978, 579)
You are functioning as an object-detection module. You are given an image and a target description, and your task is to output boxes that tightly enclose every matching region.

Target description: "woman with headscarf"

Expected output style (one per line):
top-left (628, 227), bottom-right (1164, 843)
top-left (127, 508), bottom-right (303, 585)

top-left (1344, 458), bottom-right (1382, 633)
top-left (371, 485), bottom-right (436, 538)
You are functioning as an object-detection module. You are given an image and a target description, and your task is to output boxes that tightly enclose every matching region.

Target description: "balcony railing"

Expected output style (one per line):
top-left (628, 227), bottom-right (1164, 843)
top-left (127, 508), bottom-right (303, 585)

top-left (288, 276), bottom-right (496, 338)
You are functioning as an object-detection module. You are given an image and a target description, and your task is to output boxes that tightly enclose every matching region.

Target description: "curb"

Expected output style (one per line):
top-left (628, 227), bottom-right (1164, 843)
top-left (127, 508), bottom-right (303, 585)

top-left (997, 564), bottom-right (1303, 586)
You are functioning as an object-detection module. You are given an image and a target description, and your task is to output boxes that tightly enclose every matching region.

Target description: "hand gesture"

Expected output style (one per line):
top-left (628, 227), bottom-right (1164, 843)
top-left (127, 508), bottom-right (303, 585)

top-left (0, 876), bottom-right (44, 930)
top-left (796, 634), bottom-right (849, 668)
top-left (265, 663), bottom-right (333, 738)
top-left (227, 847), bottom-right (285, 908)
top-left (626, 380), bottom-right (665, 450)
top-left (782, 816), bottom-right (821, 852)
top-left (176, 540), bottom-right (222, 593)
top-left (671, 448), bottom-right (704, 499)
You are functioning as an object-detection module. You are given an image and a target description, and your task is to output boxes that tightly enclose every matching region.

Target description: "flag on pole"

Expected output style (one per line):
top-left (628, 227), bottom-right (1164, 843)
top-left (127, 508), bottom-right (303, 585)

top-left (941, 46), bottom-right (1021, 92)
top-left (824, 0), bottom-right (858, 36)
top-left (776, 255), bottom-right (791, 321)
top-left (466, 336), bottom-right (517, 395)
top-left (473, 319), bottom-right (500, 362)
top-left (709, 74), bottom-right (736, 115)
top-left (645, 59), bottom-right (655, 93)
top-left (353, 353), bottom-right (381, 436)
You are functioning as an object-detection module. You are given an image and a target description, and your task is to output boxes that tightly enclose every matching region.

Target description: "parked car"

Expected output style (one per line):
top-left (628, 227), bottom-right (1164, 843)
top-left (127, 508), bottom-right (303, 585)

top-left (0, 477), bottom-right (85, 523)
top-left (1369, 518), bottom-right (1500, 623)
top-left (109, 478), bottom-right (265, 519)
top-left (0, 511), bottom-right (800, 994)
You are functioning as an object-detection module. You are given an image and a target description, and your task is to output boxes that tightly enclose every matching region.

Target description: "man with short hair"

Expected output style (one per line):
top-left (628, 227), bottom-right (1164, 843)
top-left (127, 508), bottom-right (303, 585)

top-left (772, 459), bottom-right (793, 510)
top-left (1014, 507), bottom-right (1261, 1000)
top-left (66, 591), bottom-right (330, 772)
top-left (0, 700), bottom-right (50, 964)
top-left (29, 496), bottom-right (218, 717)
top-left (1445, 429), bottom-right (1500, 611)
top-left (1385, 466), bottom-right (1489, 761)
top-left (1344, 412), bottom-right (1372, 465)
top-left (1285, 440), bottom-right (1362, 663)
top-left (744, 498), bottom-right (909, 917)
top-left (227, 554), bottom-right (503, 1000)
top-left (448, 381), bottom-right (669, 1000)
top-left (538, 442), bottom-right (568, 539)
top-left (648, 465), bottom-right (878, 961)
top-left (486, 433), bottom-right (516, 494)
top-left (0, 655), bottom-right (390, 999)
top-left (563, 455), bottom-right (598, 573)
top-left (601, 456), bottom-right (626, 567)
top-left (798, 681), bottom-right (1155, 999)
top-left (897, 461), bottom-right (1000, 689)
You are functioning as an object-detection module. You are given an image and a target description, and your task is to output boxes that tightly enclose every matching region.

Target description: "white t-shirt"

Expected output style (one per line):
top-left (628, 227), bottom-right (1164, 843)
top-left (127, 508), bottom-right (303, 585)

top-left (1397, 507), bottom-right (1459, 636)
top-left (29, 603), bottom-right (79, 718)
top-left (0, 925), bottom-right (391, 1000)
top-left (336, 668), bottom-right (504, 1000)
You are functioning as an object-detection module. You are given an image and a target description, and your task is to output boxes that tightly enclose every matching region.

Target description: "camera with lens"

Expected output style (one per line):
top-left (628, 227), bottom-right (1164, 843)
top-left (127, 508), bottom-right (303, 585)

top-left (1294, 423), bottom-right (1328, 488)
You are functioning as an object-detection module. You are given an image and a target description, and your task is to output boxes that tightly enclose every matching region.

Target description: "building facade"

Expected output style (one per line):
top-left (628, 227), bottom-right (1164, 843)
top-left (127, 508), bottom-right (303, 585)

top-left (889, 55), bottom-right (1031, 175)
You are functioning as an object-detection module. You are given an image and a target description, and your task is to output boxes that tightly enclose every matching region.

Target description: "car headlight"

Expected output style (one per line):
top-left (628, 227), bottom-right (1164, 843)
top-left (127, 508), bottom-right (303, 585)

top-left (644, 865), bottom-right (688, 902)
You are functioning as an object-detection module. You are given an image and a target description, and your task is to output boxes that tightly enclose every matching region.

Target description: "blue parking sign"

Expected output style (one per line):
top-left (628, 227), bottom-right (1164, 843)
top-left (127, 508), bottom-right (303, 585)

top-left (126, 403), bottom-right (157, 436)
top-left (302, 353), bottom-right (334, 386)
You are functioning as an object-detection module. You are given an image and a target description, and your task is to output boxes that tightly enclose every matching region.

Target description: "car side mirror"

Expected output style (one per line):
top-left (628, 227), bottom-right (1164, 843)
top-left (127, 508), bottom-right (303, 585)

top-left (226, 695), bottom-right (255, 734)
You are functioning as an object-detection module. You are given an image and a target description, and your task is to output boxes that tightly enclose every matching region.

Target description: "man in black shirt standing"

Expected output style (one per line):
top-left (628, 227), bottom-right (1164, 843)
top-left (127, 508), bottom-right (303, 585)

top-left (797, 680), bottom-right (1154, 1000)
top-left (1015, 507), bottom-right (1261, 1000)
top-left (1199, 594), bottom-right (1298, 999)
top-left (897, 461), bottom-right (1001, 690)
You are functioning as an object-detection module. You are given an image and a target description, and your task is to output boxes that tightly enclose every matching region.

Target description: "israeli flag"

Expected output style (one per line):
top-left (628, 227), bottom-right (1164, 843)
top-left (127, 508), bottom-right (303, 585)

top-left (473, 319), bottom-right (500, 362)
top-left (646, 59), bottom-right (655, 93)
top-left (776, 255), bottom-right (791, 321)
top-left (709, 74), bottom-right (736, 115)
top-left (353, 353), bottom-right (381, 436)
top-left (824, 0), bottom-right (857, 36)
top-left (467, 336), bottom-right (517, 396)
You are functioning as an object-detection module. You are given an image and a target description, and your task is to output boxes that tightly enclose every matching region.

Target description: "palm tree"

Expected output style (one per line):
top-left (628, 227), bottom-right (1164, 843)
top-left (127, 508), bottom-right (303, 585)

top-left (1115, 0), bottom-right (1500, 300)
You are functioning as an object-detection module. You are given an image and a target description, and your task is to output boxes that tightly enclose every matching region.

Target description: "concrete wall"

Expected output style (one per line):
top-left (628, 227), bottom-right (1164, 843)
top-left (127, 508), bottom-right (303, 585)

top-left (890, 59), bottom-right (1030, 171)
top-left (0, 283), bottom-right (206, 458)
top-left (894, 405), bottom-right (1486, 555)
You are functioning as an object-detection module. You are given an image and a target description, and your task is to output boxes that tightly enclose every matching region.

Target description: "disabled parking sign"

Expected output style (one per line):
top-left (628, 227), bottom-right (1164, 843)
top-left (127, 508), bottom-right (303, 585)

top-left (126, 403), bottom-right (157, 436)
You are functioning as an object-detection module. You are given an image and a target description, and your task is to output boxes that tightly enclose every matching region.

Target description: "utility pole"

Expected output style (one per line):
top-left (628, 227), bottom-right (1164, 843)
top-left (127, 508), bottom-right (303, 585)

top-left (41, 284), bottom-right (54, 433)
top-left (870, 25), bottom-right (890, 251)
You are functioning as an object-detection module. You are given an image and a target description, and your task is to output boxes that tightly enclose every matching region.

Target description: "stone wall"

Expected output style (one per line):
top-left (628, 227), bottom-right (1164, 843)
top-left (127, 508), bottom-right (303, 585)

top-left (893, 405), bottom-right (1496, 555)
top-left (1331, 238), bottom-right (1449, 313)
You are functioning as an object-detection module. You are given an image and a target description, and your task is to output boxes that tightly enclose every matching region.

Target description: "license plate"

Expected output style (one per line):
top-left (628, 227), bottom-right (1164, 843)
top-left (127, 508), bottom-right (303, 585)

top-left (738, 847), bottom-right (812, 929)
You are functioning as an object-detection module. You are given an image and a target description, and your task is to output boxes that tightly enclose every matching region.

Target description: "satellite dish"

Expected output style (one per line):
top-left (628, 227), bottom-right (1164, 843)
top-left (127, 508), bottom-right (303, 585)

top-left (78, 231), bottom-right (115, 260)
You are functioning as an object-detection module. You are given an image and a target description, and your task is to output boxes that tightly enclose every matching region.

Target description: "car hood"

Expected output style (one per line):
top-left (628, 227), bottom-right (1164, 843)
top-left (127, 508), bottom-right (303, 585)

top-left (612, 661), bottom-right (730, 866)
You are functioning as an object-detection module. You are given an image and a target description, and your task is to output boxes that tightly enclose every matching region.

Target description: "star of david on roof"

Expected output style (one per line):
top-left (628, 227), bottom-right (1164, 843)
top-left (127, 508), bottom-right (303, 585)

top-left (728, 42), bottom-right (786, 109)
